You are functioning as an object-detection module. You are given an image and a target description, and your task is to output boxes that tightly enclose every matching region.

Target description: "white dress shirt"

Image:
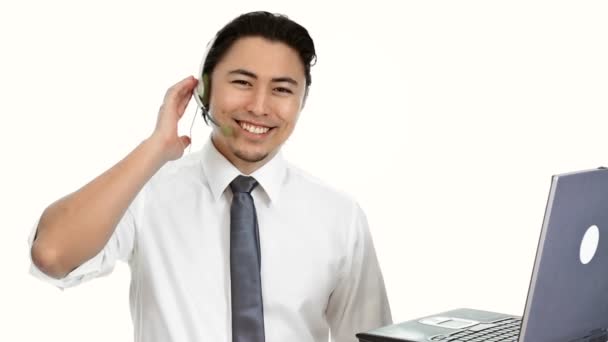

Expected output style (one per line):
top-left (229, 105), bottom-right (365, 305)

top-left (29, 138), bottom-right (392, 342)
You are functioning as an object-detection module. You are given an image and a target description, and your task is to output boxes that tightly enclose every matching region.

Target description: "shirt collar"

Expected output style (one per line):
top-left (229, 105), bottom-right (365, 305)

top-left (200, 137), bottom-right (287, 204)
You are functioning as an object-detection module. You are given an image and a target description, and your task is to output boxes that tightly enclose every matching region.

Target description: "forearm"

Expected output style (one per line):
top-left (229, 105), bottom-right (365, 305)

top-left (31, 136), bottom-right (167, 278)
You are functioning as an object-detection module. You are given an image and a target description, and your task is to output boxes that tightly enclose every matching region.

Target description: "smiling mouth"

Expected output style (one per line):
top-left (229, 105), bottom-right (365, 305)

top-left (236, 120), bottom-right (274, 135)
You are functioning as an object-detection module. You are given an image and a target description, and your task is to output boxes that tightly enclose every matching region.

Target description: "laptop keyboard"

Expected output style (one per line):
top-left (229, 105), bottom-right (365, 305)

top-left (443, 317), bottom-right (521, 342)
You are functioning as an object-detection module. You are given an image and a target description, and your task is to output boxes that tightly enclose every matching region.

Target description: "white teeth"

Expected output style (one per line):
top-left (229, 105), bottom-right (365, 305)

top-left (240, 122), bottom-right (270, 134)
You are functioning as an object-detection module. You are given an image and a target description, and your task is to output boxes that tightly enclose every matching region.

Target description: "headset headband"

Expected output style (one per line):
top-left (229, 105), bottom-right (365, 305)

top-left (193, 35), bottom-right (218, 110)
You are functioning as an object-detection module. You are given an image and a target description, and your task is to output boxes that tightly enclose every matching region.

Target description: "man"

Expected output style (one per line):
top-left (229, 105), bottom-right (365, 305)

top-left (29, 11), bottom-right (392, 342)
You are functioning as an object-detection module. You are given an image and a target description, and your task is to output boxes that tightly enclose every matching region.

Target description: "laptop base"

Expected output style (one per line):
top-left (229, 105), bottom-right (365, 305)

top-left (356, 308), bottom-right (519, 342)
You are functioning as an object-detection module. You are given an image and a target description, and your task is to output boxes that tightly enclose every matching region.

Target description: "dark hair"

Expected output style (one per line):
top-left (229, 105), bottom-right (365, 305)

top-left (201, 11), bottom-right (316, 124)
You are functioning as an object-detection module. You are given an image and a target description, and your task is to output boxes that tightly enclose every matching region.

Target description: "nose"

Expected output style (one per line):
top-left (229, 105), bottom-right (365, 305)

top-left (245, 86), bottom-right (269, 116)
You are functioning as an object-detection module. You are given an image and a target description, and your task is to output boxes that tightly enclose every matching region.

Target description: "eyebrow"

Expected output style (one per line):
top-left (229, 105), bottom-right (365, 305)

top-left (228, 68), bottom-right (299, 86)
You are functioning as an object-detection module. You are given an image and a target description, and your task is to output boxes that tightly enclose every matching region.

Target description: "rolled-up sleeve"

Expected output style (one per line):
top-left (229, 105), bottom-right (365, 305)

top-left (326, 203), bottom-right (392, 342)
top-left (28, 195), bottom-right (140, 290)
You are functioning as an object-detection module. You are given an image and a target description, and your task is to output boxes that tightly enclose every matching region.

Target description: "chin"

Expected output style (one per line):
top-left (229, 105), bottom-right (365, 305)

top-left (234, 150), bottom-right (269, 163)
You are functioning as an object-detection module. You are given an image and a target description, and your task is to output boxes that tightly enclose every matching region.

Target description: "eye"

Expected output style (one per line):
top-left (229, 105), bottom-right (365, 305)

top-left (274, 87), bottom-right (293, 94)
top-left (231, 80), bottom-right (252, 87)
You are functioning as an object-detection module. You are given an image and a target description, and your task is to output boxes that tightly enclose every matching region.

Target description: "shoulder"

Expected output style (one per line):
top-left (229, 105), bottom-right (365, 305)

top-left (284, 161), bottom-right (362, 216)
top-left (155, 150), bottom-right (203, 179)
top-left (142, 150), bottom-right (206, 200)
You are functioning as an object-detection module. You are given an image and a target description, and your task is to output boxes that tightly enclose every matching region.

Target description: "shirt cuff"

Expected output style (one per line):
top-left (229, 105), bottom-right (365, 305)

top-left (27, 218), bottom-right (110, 290)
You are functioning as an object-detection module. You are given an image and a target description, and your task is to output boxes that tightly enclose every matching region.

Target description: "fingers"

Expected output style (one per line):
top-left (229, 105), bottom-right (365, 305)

top-left (176, 85), bottom-right (195, 117)
top-left (164, 76), bottom-right (198, 113)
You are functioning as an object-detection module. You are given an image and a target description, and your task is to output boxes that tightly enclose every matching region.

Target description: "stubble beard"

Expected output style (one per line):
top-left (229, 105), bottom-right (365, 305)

top-left (234, 149), bottom-right (269, 164)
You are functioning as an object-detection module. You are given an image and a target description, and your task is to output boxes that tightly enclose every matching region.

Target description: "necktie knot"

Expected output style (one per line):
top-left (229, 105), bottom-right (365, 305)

top-left (230, 175), bottom-right (258, 194)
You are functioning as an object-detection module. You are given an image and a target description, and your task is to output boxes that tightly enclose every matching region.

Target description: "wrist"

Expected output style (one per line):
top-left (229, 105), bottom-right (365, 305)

top-left (143, 135), bottom-right (171, 167)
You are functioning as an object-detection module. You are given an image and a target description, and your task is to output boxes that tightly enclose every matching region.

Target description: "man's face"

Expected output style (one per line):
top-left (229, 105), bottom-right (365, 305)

top-left (208, 36), bottom-right (307, 173)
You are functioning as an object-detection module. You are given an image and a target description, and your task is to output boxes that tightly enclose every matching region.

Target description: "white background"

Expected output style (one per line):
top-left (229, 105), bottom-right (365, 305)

top-left (1, 0), bottom-right (607, 340)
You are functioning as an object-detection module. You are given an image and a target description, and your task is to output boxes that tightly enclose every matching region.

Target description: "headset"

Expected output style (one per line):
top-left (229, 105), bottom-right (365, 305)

top-left (192, 35), bottom-right (215, 118)
top-left (189, 35), bottom-right (233, 153)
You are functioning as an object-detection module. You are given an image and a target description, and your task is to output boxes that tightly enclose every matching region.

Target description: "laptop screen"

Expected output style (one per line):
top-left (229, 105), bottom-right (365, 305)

top-left (520, 168), bottom-right (608, 341)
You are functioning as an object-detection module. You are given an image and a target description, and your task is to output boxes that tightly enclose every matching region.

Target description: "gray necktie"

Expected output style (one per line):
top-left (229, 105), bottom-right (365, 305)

top-left (230, 176), bottom-right (265, 342)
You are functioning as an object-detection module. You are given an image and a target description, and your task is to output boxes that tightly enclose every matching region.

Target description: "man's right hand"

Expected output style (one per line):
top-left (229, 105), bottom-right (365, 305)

top-left (150, 76), bottom-right (198, 162)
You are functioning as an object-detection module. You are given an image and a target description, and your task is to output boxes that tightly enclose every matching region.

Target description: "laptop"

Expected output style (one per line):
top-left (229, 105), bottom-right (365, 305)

top-left (357, 168), bottom-right (608, 342)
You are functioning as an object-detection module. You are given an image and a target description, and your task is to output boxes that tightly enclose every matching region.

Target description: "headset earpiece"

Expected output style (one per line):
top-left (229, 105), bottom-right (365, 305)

top-left (201, 73), bottom-right (210, 108)
top-left (194, 75), bottom-right (206, 109)
top-left (193, 72), bottom-right (210, 112)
